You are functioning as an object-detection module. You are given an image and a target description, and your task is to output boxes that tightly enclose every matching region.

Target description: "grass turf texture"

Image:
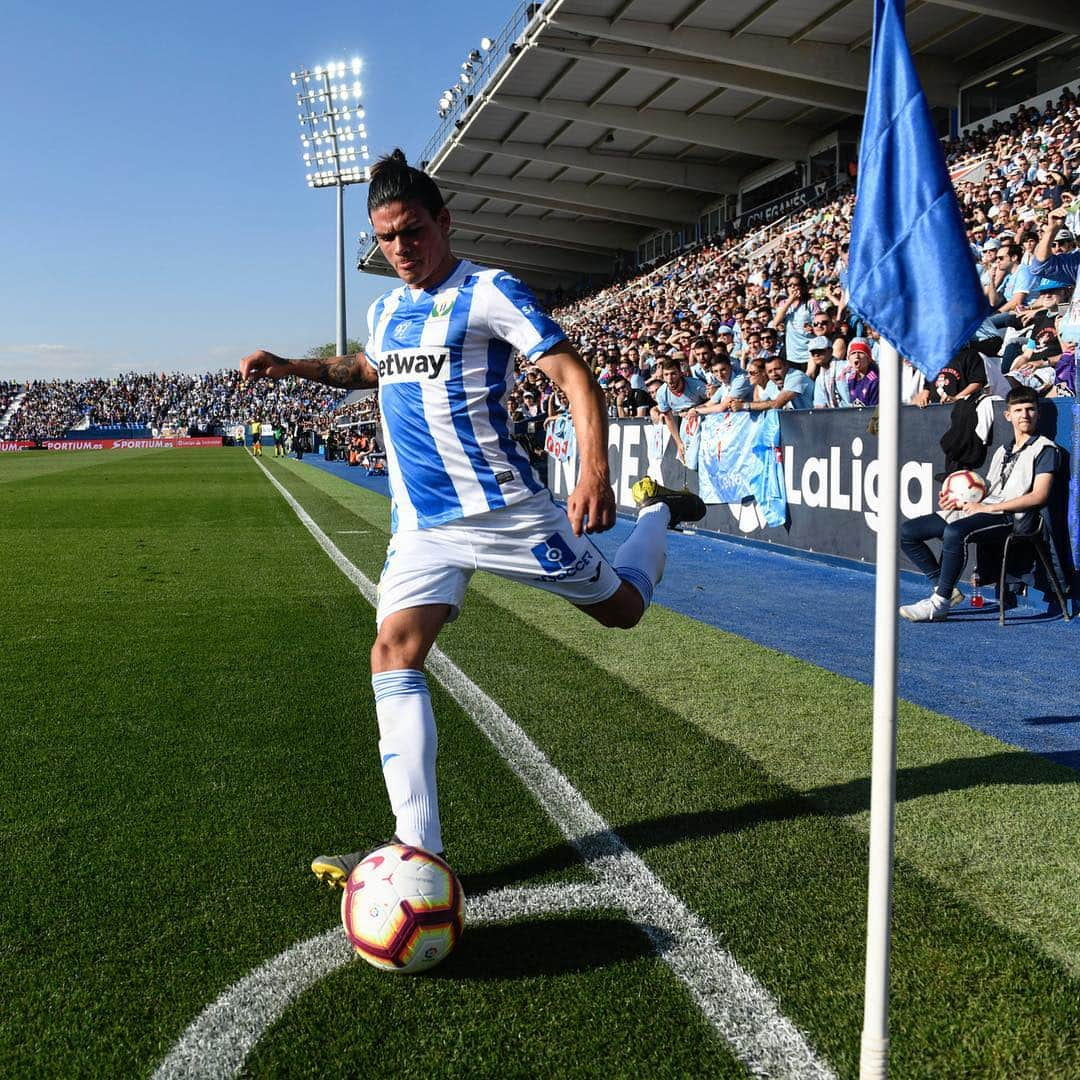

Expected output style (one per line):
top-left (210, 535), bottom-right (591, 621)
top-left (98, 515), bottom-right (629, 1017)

top-left (1, 449), bottom-right (1076, 1077)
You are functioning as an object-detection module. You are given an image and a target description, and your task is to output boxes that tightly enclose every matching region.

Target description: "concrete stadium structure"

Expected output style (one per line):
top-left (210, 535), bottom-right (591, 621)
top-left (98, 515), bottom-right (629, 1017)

top-left (358, 0), bottom-right (1080, 292)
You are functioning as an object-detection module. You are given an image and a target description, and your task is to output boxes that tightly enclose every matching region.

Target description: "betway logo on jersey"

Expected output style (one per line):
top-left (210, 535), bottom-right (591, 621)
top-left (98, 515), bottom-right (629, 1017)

top-left (377, 349), bottom-right (451, 384)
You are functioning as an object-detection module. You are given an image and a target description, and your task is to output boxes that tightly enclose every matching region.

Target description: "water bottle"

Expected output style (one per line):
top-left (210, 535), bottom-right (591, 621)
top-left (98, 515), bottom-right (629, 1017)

top-left (970, 572), bottom-right (984, 609)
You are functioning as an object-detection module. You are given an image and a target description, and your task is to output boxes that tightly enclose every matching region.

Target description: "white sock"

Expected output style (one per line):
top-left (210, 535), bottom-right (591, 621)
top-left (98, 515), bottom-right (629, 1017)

top-left (613, 502), bottom-right (670, 610)
top-left (371, 670), bottom-right (442, 853)
top-left (930, 592), bottom-right (949, 610)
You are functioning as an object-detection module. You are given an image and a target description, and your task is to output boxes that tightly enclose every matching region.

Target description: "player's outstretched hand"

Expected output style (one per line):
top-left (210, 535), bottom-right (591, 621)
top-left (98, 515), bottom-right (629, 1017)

top-left (567, 475), bottom-right (616, 535)
top-left (240, 350), bottom-right (292, 381)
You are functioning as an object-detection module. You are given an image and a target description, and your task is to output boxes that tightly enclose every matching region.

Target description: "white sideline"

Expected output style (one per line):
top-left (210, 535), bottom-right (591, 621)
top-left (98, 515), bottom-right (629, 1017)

top-left (156, 458), bottom-right (836, 1080)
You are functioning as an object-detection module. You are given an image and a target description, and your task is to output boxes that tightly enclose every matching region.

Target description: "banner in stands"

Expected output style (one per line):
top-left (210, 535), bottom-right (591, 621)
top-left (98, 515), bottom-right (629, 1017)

top-left (550, 403), bottom-right (1078, 567)
top-left (82, 425), bottom-right (153, 438)
top-left (40, 437), bottom-right (224, 451)
top-left (727, 178), bottom-right (843, 236)
top-left (697, 411), bottom-right (787, 528)
top-left (544, 414), bottom-right (576, 462)
top-left (549, 418), bottom-right (656, 513)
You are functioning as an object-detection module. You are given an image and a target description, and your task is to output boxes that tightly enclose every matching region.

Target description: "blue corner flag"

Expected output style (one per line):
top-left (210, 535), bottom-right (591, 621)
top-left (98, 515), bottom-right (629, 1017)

top-left (847, 0), bottom-right (989, 381)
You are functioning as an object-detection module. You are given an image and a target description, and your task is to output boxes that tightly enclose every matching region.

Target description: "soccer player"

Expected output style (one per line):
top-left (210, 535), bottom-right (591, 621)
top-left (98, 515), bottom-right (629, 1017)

top-left (250, 418), bottom-right (262, 457)
top-left (240, 152), bottom-right (703, 883)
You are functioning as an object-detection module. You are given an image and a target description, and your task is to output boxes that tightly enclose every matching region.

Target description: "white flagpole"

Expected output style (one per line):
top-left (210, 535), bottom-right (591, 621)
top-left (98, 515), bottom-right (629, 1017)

top-left (860, 338), bottom-right (901, 1080)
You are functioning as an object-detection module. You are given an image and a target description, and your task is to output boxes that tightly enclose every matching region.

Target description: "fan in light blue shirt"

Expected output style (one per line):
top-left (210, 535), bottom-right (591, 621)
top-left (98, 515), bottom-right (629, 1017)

top-left (762, 360), bottom-right (815, 410)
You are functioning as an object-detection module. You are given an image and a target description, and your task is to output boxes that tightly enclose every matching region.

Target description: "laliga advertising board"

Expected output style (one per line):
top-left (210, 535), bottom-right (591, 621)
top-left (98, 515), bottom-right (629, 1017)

top-left (551, 411), bottom-right (945, 563)
top-left (550, 402), bottom-right (1078, 567)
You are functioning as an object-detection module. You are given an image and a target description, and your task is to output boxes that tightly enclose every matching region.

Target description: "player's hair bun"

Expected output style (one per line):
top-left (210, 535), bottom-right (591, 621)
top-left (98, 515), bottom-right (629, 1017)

top-left (367, 149), bottom-right (445, 218)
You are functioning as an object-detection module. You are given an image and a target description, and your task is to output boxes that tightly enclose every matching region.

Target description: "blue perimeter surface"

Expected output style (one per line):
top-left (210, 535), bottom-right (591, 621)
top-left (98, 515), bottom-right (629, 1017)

top-left (305, 457), bottom-right (1078, 770)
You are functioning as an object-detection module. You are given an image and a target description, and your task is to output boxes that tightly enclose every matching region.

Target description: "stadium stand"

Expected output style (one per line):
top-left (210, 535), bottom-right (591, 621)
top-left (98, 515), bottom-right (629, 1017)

top-left (3, 371), bottom-right (348, 441)
top-left (6, 49), bottom-right (1078, 461)
top-left (355, 0), bottom-right (1080, 427)
top-left (494, 92), bottom-right (1079, 421)
top-left (6, 93), bottom-right (1077, 446)
top-left (0, 382), bottom-right (21, 420)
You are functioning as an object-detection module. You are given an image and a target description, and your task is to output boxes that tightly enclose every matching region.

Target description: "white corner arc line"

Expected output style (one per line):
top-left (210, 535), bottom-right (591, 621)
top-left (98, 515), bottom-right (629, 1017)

top-left (152, 884), bottom-right (609, 1080)
top-left (159, 458), bottom-right (836, 1080)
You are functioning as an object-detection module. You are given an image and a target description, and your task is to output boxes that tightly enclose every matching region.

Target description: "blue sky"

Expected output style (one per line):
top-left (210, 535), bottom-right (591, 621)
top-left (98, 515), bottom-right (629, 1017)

top-left (1, 0), bottom-right (512, 380)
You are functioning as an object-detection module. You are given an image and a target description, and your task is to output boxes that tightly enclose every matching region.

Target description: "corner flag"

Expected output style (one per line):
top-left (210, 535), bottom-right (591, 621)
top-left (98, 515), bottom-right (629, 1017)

top-left (846, 4), bottom-right (992, 1078)
top-left (847, 0), bottom-right (989, 379)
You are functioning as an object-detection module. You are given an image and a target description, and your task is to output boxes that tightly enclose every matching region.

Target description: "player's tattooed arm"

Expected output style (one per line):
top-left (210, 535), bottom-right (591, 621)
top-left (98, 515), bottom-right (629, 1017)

top-left (301, 351), bottom-right (378, 388)
top-left (239, 349), bottom-right (378, 388)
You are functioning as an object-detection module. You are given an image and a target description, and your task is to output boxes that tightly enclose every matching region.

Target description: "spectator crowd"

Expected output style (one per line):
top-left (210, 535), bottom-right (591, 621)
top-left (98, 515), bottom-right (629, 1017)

top-left (0, 381), bottom-right (20, 419)
top-left (3, 370), bottom-right (348, 441)
top-left (504, 86), bottom-right (1079, 438)
top-left (5, 88), bottom-right (1078, 452)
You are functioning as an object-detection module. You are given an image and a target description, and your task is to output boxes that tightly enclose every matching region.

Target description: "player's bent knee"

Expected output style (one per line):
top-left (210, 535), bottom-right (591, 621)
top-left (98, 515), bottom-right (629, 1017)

top-left (578, 583), bottom-right (645, 630)
top-left (371, 632), bottom-right (427, 672)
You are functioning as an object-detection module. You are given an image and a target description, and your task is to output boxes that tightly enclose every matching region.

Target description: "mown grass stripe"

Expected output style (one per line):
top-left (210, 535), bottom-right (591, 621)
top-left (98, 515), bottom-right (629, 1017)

top-left (464, 573), bottom-right (1080, 976)
top-left (251, 454), bottom-right (837, 1080)
top-left (259, 460), bottom-right (1079, 1077)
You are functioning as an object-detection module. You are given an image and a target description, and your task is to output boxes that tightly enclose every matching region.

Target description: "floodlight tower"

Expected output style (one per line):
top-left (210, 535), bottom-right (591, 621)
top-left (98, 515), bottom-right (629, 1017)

top-left (291, 58), bottom-right (370, 356)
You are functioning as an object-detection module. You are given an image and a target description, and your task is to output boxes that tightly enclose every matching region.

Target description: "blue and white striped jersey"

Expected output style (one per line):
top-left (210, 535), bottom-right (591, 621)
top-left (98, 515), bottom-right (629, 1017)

top-left (366, 259), bottom-right (567, 532)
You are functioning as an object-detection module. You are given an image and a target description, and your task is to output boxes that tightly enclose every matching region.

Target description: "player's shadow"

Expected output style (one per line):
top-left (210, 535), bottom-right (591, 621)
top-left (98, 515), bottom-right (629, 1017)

top-left (429, 917), bottom-right (668, 981)
top-left (463, 749), bottom-right (1076, 894)
top-left (459, 849), bottom-right (583, 896)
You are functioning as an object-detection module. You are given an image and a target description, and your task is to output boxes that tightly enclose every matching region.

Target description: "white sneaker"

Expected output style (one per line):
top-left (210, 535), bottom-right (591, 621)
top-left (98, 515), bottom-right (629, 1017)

top-left (949, 587), bottom-right (965, 607)
top-left (899, 595), bottom-right (949, 622)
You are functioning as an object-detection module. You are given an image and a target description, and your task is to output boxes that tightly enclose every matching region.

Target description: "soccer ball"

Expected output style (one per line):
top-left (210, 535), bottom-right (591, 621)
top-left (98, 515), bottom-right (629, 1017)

top-left (941, 469), bottom-right (987, 505)
top-left (341, 844), bottom-right (465, 974)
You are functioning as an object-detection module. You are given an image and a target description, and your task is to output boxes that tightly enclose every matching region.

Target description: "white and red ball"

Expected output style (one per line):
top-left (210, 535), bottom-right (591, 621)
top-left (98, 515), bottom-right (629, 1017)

top-left (341, 844), bottom-right (464, 974)
top-left (941, 469), bottom-right (987, 505)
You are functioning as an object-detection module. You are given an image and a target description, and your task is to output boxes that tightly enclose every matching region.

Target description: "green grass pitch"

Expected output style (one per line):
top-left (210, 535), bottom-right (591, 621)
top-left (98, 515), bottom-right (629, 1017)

top-left (2, 448), bottom-right (1076, 1078)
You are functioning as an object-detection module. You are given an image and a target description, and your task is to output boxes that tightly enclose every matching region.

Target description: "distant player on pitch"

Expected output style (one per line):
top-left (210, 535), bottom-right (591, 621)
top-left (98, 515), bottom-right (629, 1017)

top-left (240, 150), bottom-right (703, 883)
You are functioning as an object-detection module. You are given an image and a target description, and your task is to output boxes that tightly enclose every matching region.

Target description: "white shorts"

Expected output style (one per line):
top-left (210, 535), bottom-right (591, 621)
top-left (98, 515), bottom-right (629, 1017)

top-left (376, 491), bottom-right (623, 627)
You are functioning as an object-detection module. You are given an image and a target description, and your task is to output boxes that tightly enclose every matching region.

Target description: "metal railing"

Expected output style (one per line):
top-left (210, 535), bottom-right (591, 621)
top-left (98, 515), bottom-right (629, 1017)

top-left (559, 174), bottom-right (852, 326)
top-left (357, 234), bottom-right (378, 267)
top-left (356, 0), bottom-right (543, 272)
top-left (419, 0), bottom-right (539, 168)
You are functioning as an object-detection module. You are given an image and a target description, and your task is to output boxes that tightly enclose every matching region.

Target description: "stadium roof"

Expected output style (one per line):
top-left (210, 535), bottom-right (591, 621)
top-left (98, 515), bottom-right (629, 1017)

top-left (359, 0), bottom-right (1080, 292)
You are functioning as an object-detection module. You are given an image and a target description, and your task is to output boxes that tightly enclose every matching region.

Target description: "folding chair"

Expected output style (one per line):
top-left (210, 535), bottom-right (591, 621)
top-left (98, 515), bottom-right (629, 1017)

top-left (965, 514), bottom-right (1073, 626)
